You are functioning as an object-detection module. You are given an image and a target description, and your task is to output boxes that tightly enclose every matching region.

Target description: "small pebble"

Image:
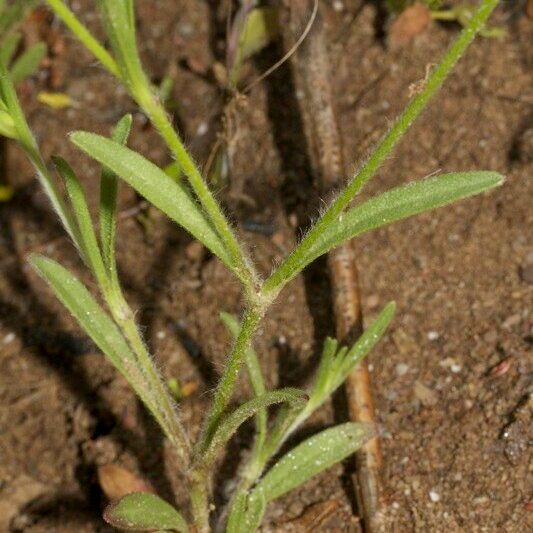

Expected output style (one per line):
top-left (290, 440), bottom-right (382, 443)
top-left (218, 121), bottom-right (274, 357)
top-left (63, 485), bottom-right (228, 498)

top-left (196, 122), bottom-right (208, 136)
top-left (271, 232), bottom-right (285, 250)
top-left (365, 294), bottom-right (380, 309)
top-left (333, 0), bottom-right (345, 11)
top-left (502, 313), bottom-right (521, 329)
top-left (156, 331), bottom-right (166, 340)
top-left (185, 241), bottom-right (205, 261)
top-left (427, 330), bottom-right (440, 341)
top-left (3, 332), bottom-right (15, 344)
top-left (451, 364), bottom-right (462, 374)
top-left (396, 363), bottom-right (409, 376)
top-left (482, 329), bottom-right (498, 344)
top-left (414, 381), bottom-right (438, 406)
top-left (288, 213), bottom-right (298, 227)
top-left (429, 489), bottom-right (441, 503)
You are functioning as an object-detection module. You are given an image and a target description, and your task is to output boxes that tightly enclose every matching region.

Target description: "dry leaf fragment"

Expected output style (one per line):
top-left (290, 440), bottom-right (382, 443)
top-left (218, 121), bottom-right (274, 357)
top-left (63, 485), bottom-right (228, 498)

top-left (414, 380), bottom-right (438, 406)
top-left (97, 463), bottom-right (154, 501)
top-left (389, 4), bottom-right (432, 48)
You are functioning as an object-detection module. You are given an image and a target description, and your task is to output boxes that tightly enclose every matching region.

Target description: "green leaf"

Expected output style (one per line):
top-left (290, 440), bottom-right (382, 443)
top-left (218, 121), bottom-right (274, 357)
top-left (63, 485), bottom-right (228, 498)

top-left (240, 492), bottom-right (266, 533)
top-left (0, 109), bottom-right (15, 138)
top-left (52, 156), bottom-right (107, 286)
top-left (97, 0), bottom-right (145, 86)
top-left (252, 422), bottom-right (374, 502)
top-left (303, 171), bottom-right (504, 270)
top-left (0, 32), bottom-right (22, 67)
top-left (0, 61), bottom-right (79, 242)
top-left (312, 337), bottom-right (341, 403)
top-left (199, 388), bottom-right (307, 469)
top-left (103, 492), bottom-right (188, 532)
top-left (10, 42), bottom-right (47, 84)
top-left (335, 302), bottom-right (396, 387)
top-left (226, 492), bottom-right (247, 533)
top-left (28, 255), bottom-right (165, 431)
top-left (99, 114), bottom-right (132, 282)
top-left (70, 131), bottom-right (232, 268)
top-left (239, 8), bottom-right (279, 62)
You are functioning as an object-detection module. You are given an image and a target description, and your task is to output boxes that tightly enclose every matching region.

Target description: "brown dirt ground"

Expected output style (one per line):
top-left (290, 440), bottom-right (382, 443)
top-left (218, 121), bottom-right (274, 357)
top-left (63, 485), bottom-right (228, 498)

top-left (0, 1), bottom-right (531, 531)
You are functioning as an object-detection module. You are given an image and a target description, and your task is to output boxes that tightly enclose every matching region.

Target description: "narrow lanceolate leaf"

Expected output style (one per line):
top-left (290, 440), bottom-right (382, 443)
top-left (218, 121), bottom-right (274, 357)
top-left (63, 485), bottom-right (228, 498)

top-left (251, 422), bottom-right (375, 502)
top-left (303, 171), bottom-right (504, 269)
top-left (10, 42), bottom-right (47, 84)
top-left (99, 114), bottom-right (132, 281)
top-left (70, 132), bottom-right (232, 268)
top-left (0, 32), bottom-right (22, 67)
top-left (239, 8), bottom-right (279, 62)
top-left (52, 156), bottom-right (107, 286)
top-left (0, 62), bottom-right (78, 242)
top-left (103, 492), bottom-right (188, 533)
top-left (0, 109), bottom-right (16, 138)
top-left (226, 492), bottom-right (247, 533)
top-left (28, 255), bottom-right (165, 432)
top-left (199, 388), bottom-right (307, 469)
top-left (335, 302), bottom-right (396, 388)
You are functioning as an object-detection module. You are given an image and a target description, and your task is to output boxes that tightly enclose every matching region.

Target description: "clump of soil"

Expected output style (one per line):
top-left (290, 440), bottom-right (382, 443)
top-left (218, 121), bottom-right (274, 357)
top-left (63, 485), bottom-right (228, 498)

top-left (0, 1), bottom-right (531, 531)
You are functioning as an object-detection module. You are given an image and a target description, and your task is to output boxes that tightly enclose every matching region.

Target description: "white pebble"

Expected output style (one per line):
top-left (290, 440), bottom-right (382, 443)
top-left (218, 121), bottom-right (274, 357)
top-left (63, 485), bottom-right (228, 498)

top-left (196, 122), bottom-right (208, 136)
top-left (3, 332), bottom-right (15, 344)
top-left (396, 363), bottom-right (409, 376)
top-left (427, 331), bottom-right (440, 341)
top-left (333, 0), bottom-right (344, 11)
top-left (451, 364), bottom-right (462, 373)
top-left (429, 489), bottom-right (441, 502)
top-left (156, 330), bottom-right (166, 340)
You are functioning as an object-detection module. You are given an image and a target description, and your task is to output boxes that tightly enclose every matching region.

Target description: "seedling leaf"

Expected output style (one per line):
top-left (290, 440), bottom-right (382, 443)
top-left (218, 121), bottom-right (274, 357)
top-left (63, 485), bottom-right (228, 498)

top-left (99, 114), bottom-right (132, 282)
top-left (10, 42), bottom-right (47, 84)
top-left (303, 171), bottom-right (504, 269)
top-left (28, 255), bottom-right (167, 433)
top-left (336, 302), bottom-right (396, 386)
top-left (239, 8), bottom-right (279, 63)
top-left (103, 492), bottom-right (188, 532)
top-left (252, 422), bottom-right (374, 502)
top-left (199, 388), bottom-right (307, 468)
top-left (0, 32), bottom-right (22, 67)
top-left (70, 131), bottom-right (232, 268)
top-left (52, 156), bottom-right (107, 286)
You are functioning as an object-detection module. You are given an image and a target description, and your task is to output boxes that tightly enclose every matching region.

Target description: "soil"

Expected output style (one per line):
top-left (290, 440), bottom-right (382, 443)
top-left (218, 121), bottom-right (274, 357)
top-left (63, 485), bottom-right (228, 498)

top-left (0, 1), bottom-right (531, 532)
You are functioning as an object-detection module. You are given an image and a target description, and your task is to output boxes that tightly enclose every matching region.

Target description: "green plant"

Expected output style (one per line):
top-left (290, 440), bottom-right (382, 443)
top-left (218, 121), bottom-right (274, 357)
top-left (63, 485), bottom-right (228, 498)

top-left (1, 0), bottom-right (503, 530)
top-left (0, 0), bottom-right (47, 200)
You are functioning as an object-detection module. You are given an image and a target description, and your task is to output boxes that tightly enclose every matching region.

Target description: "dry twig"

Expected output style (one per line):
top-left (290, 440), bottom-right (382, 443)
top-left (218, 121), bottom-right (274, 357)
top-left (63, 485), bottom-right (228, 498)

top-left (276, 1), bottom-right (384, 530)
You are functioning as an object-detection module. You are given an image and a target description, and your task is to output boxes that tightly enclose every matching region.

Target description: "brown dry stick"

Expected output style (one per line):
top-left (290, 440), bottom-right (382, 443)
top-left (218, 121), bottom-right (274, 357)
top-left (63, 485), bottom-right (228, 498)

top-left (277, 1), bottom-right (384, 531)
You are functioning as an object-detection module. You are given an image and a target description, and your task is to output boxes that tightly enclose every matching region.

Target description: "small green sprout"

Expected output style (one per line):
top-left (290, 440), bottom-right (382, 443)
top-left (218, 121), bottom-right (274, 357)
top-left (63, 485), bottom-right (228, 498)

top-left (1, 0), bottom-right (504, 531)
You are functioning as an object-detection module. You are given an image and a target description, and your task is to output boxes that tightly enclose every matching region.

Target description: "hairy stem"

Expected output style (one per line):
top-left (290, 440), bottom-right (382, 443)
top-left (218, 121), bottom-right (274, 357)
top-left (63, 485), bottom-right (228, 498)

top-left (45, 0), bottom-right (120, 77)
top-left (45, 0), bottom-right (257, 289)
top-left (201, 305), bottom-right (265, 447)
top-left (137, 92), bottom-right (256, 287)
top-left (263, 0), bottom-right (499, 294)
top-left (107, 291), bottom-right (191, 465)
top-left (189, 473), bottom-right (210, 533)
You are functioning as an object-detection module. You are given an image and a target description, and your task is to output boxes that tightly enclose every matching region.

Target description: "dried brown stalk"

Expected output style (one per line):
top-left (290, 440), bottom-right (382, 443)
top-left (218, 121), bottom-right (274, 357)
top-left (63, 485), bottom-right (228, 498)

top-left (276, 1), bottom-right (384, 531)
